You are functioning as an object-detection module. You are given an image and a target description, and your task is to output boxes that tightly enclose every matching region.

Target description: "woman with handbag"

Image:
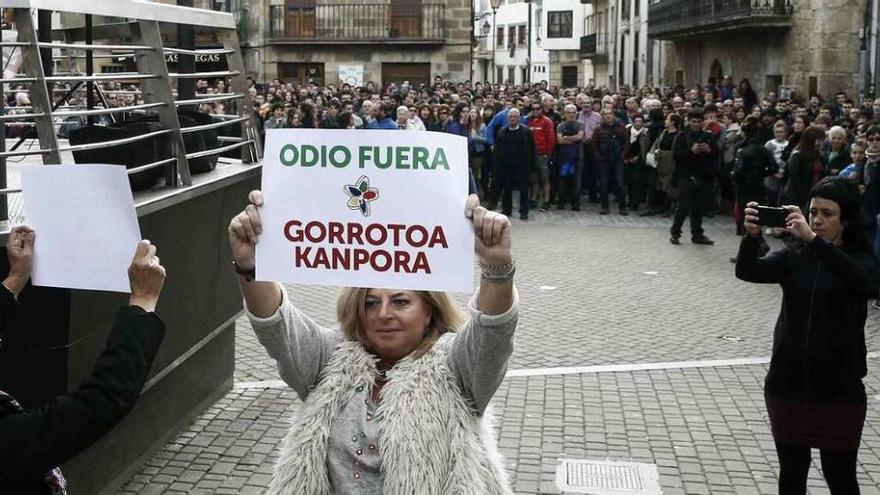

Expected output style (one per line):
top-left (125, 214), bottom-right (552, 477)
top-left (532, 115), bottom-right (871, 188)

top-left (736, 177), bottom-right (877, 494)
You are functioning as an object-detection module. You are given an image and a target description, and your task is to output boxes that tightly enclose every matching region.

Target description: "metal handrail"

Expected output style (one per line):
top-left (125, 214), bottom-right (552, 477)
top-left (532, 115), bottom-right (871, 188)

top-left (45, 73), bottom-right (160, 82)
top-left (0, 188), bottom-right (22, 195)
top-left (180, 116), bottom-right (248, 134)
top-left (59, 129), bottom-right (173, 153)
top-left (127, 158), bottom-right (177, 175)
top-left (168, 70), bottom-right (240, 79)
top-left (37, 42), bottom-right (155, 51)
top-left (164, 47), bottom-right (235, 56)
top-left (185, 140), bottom-right (254, 160)
top-left (0, 112), bottom-right (46, 120)
top-left (0, 42), bottom-right (30, 47)
top-left (217, 136), bottom-right (243, 142)
top-left (0, 148), bottom-right (52, 158)
top-left (175, 93), bottom-right (243, 106)
top-left (53, 102), bottom-right (166, 118)
top-left (0, 77), bottom-right (39, 83)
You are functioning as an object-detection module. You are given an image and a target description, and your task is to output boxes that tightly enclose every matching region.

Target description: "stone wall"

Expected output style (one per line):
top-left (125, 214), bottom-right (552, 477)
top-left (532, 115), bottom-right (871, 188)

top-left (243, 0), bottom-right (473, 84)
top-left (659, 0), bottom-right (867, 101)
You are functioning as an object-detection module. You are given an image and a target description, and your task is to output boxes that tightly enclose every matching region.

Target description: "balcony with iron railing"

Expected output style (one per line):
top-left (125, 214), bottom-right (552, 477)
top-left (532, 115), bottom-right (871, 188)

top-left (580, 32), bottom-right (608, 62)
top-left (648, 0), bottom-right (793, 40)
top-left (268, 3), bottom-right (445, 44)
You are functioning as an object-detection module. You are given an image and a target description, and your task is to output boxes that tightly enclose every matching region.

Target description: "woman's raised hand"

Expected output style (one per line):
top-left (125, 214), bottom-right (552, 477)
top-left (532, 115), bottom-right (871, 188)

top-left (465, 194), bottom-right (512, 266)
top-left (742, 202), bottom-right (762, 238)
top-left (782, 205), bottom-right (816, 242)
top-left (228, 190), bottom-right (264, 271)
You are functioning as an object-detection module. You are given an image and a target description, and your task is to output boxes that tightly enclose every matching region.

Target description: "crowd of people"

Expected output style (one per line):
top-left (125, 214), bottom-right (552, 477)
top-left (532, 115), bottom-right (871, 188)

top-left (237, 74), bottom-right (880, 249)
top-left (1, 73), bottom-right (877, 495)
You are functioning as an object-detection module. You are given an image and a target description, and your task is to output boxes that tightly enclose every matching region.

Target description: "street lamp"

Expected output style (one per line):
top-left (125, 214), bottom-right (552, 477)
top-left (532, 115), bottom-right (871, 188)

top-left (490, 0), bottom-right (501, 84)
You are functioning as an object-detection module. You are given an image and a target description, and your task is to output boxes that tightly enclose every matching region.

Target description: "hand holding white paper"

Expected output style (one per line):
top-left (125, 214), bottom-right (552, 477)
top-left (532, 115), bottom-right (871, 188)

top-left (21, 164), bottom-right (141, 293)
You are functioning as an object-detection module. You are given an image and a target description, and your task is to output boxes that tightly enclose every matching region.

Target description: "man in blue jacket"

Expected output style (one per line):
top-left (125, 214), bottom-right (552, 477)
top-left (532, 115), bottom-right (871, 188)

top-left (365, 103), bottom-right (398, 130)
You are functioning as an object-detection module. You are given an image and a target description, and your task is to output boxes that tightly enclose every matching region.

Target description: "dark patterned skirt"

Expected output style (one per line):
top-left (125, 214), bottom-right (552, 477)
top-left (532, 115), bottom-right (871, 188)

top-left (765, 393), bottom-right (866, 451)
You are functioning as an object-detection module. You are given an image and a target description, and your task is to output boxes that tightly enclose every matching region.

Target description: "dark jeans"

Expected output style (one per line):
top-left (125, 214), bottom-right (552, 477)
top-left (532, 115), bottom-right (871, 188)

top-left (775, 442), bottom-right (860, 495)
top-left (480, 151), bottom-right (494, 198)
top-left (644, 166), bottom-right (660, 209)
top-left (501, 166), bottom-right (529, 216)
top-left (582, 143), bottom-right (598, 199)
top-left (625, 162), bottom-right (646, 208)
top-left (671, 177), bottom-right (709, 237)
top-left (598, 159), bottom-right (626, 209)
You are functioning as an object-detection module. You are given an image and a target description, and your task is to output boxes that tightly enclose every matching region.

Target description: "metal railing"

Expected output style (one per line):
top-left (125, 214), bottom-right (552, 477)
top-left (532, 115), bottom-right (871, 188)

top-left (648, 0), bottom-right (793, 38)
top-left (268, 3), bottom-right (445, 41)
top-left (579, 33), bottom-right (608, 60)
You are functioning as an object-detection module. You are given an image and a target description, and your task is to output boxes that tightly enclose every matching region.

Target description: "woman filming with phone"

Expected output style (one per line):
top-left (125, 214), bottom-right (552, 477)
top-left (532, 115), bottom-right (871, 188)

top-left (735, 176), bottom-right (878, 494)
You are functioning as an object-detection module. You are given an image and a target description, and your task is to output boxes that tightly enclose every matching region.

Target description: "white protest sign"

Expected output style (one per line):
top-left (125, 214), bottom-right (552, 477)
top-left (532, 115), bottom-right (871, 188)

top-left (258, 129), bottom-right (474, 292)
top-left (337, 64), bottom-right (364, 87)
top-left (21, 164), bottom-right (141, 293)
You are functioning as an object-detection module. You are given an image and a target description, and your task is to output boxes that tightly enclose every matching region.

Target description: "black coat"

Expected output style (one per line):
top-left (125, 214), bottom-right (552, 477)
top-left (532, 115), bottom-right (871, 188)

top-left (732, 137), bottom-right (775, 195)
top-left (671, 130), bottom-right (720, 183)
top-left (0, 301), bottom-right (165, 493)
top-left (736, 235), bottom-right (878, 403)
top-left (494, 126), bottom-right (537, 174)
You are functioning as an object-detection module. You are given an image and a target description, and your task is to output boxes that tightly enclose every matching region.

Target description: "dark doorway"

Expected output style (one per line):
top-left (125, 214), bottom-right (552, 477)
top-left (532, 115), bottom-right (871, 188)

top-left (562, 66), bottom-right (578, 88)
top-left (278, 62), bottom-right (325, 85)
top-left (381, 62), bottom-right (430, 88)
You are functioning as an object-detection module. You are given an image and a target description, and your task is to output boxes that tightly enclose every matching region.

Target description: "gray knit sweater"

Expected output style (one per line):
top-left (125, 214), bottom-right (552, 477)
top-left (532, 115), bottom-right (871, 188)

top-left (248, 285), bottom-right (518, 494)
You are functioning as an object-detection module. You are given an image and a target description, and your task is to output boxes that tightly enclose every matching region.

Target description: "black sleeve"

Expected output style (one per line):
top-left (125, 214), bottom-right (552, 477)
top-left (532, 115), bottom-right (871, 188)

top-left (0, 306), bottom-right (165, 481)
top-left (735, 235), bottom-right (790, 284)
top-left (808, 236), bottom-right (879, 293)
top-left (0, 285), bottom-right (17, 342)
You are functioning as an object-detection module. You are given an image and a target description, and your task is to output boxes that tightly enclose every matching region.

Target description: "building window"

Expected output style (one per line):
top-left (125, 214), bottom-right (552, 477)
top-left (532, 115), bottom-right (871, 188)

top-left (497, 67), bottom-right (504, 83)
top-left (622, 0), bottom-right (630, 20)
top-left (634, 0), bottom-right (640, 17)
top-left (508, 66), bottom-right (515, 84)
top-left (508, 26), bottom-right (516, 47)
top-left (517, 25), bottom-right (527, 46)
top-left (547, 11), bottom-right (572, 38)
top-left (497, 26), bottom-right (504, 47)
top-left (521, 66), bottom-right (527, 83)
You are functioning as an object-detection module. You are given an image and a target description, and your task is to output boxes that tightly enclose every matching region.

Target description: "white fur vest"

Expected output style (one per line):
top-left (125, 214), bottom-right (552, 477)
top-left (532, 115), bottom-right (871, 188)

top-left (267, 333), bottom-right (513, 495)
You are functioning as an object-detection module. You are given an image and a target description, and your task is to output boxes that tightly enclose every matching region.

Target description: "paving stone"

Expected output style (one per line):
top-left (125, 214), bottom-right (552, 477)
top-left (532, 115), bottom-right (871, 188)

top-left (116, 211), bottom-right (880, 494)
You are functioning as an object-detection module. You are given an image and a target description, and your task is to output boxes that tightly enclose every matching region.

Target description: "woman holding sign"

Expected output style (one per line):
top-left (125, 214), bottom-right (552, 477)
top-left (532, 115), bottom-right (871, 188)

top-left (229, 191), bottom-right (517, 494)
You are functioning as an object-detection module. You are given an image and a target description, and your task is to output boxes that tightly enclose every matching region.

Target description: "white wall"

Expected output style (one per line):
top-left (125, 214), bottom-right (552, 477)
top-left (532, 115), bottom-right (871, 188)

top-left (473, 0), bottom-right (550, 84)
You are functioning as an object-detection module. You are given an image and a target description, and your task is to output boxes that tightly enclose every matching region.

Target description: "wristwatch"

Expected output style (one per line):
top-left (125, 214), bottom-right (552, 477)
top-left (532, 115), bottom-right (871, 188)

top-left (232, 260), bottom-right (256, 281)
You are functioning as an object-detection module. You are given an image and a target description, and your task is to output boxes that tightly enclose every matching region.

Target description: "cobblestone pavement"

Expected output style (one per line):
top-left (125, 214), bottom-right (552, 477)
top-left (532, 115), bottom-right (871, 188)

top-left (119, 204), bottom-right (880, 494)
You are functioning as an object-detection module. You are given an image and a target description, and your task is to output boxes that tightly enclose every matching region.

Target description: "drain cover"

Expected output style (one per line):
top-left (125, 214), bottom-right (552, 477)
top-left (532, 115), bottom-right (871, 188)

top-left (555, 459), bottom-right (661, 495)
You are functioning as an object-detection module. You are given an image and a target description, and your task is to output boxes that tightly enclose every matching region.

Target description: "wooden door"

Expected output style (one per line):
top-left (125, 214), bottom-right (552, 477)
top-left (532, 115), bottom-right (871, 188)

top-left (286, 0), bottom-right (316, 38)
top-left (390, 0), bottom-right (421, 38)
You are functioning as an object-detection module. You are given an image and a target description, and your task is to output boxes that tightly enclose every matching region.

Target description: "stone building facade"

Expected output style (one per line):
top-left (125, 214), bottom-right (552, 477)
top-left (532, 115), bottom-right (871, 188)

top-left (649, 0), bottom-right (868, 102)
top-left (239, 0), bottom-right (472, 87)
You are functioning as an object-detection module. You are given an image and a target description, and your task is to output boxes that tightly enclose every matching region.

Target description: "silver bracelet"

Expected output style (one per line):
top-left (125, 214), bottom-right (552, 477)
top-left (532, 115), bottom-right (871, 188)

top-left (479, 258), bottom-right (515, 283)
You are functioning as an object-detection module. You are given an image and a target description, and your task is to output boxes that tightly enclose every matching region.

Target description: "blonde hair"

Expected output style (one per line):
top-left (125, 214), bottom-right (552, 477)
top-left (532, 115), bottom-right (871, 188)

top-left (336, 288), bottom-right (466, 359)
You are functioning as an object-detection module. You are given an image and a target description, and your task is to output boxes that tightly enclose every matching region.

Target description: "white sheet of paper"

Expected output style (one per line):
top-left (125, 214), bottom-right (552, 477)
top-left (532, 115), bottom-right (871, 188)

top-left (258, 129), bottom-right (475, 292)
top-left (21, 164), bottom-right (141, 293)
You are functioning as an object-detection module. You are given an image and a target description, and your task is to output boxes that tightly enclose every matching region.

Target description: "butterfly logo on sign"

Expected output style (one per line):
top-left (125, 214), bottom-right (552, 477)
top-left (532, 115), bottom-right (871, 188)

top-left (344, 175), bottom-right (380, 217)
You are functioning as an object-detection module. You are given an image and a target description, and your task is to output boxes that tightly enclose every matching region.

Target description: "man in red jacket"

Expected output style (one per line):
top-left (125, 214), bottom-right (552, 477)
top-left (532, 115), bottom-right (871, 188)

top-left (527, 102), bottom-right (557, 211)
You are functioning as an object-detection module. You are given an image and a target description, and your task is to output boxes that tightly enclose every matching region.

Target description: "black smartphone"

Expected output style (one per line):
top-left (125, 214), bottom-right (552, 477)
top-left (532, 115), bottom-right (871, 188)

top-left (756, 206), bottom-right (787, 228)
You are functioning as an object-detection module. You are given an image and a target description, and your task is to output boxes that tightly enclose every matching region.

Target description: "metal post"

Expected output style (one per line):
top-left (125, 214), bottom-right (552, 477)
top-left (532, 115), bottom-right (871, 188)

top-left (218, 28), bottom-right (261, 162)
top-left (492, 7), bottom-right (497, 84)
top-left (131, 20), bottom-right (191, 186)
top-left (85, 14), bottom-right (94, 125)
top-left (14, 8), bottom-right (60, 164)
top-left (527, 0), bottom-right (532, 85)
top-left (177, 0), bottom-right (196, 111)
